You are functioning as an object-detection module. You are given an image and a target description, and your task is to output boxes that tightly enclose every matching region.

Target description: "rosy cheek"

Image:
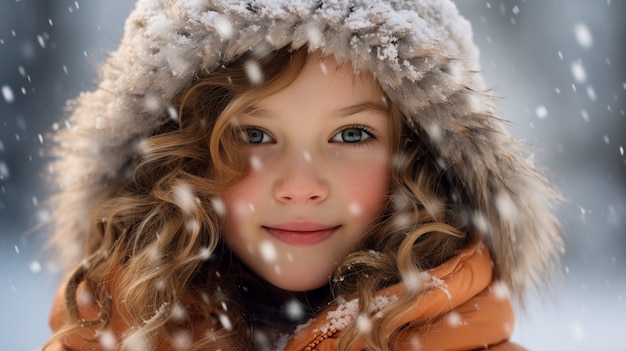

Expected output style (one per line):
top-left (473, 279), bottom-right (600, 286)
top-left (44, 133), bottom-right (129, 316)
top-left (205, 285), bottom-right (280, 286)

top-left (222, 173), bottom-right (263, 215)
top-left (340, 164), bottom-right (390, 218)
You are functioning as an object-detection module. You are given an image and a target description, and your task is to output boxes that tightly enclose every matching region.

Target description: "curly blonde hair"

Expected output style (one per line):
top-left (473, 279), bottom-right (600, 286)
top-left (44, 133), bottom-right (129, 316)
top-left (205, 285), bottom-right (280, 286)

top-left (44, 46), bottom-right (471, 351)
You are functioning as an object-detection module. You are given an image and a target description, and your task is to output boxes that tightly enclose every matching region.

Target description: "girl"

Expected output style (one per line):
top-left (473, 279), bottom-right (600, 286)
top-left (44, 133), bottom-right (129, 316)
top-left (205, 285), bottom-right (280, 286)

top-left (44, 1), bottom-right (563, 350)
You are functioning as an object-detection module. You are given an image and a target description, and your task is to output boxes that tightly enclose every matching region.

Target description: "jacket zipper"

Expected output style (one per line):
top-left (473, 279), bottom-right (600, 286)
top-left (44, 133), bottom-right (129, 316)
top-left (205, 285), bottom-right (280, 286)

top-left (302, 328), bottom-right (338, 351)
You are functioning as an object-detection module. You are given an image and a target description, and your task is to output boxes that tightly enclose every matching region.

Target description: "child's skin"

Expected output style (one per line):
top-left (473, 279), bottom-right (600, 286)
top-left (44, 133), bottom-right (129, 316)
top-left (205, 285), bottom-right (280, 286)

top-left (221, 51), bottom-right (392, 292)
top-left (43, 1), bottom-right (563, 349)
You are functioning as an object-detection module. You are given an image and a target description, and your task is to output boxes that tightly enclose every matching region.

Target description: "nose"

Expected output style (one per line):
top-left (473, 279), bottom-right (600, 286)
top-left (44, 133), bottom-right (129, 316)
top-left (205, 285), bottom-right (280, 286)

top-left (273, 153), bottom-right (329, 204)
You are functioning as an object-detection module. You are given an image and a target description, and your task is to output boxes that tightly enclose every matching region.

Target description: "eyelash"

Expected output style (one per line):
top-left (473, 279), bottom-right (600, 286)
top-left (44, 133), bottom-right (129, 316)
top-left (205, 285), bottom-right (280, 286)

top-left (241, 124), bottom-right (377, 147)
top-left (329, 124), bottom-right (377, 147)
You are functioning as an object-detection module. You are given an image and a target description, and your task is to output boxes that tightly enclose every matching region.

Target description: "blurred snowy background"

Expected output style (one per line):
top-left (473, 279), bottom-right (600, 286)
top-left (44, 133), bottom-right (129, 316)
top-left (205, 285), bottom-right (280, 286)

top-left (0, 1), bottom-right (624, 350)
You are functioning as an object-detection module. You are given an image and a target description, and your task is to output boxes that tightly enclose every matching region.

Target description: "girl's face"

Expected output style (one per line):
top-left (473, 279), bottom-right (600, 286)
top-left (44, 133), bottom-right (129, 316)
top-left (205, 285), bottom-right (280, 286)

top-left (221, 52), bottom-right (392, 292)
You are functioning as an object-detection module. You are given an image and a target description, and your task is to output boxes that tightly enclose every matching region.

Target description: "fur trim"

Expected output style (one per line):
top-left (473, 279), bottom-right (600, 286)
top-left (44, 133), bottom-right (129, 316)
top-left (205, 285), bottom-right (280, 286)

top-left (48, 0), bottom-right (563, 298)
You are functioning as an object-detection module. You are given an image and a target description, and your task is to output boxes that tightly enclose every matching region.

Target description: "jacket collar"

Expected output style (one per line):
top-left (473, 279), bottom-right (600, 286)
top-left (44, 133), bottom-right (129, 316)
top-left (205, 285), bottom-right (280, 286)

top-left (283, 240), bottom-right (515, 351)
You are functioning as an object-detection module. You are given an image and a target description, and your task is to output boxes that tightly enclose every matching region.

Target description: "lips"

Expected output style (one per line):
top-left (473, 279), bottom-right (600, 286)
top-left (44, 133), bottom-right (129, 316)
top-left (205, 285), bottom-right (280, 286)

top-left (262, 222), bottom-right (340, 245)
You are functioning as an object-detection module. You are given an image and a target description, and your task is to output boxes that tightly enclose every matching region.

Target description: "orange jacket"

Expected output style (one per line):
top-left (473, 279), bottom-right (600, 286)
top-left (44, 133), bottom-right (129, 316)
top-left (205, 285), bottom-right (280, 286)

top-left (49, 241), bottom-right (525, 351)
top-left (283, 241), bottom-right (524, 351)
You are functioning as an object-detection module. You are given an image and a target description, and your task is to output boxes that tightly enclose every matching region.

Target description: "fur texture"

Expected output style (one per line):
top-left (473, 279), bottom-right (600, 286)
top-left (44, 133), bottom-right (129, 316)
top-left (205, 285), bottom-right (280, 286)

top-left (49, 0), bottom-right (563, 299)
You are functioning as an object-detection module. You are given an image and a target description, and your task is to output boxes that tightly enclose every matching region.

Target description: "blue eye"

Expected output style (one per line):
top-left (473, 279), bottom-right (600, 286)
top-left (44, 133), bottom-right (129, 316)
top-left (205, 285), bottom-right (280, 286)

top-left (331, 127), bottom-right (373, 143)
top-left (244, 127), bottom-right (273, 144)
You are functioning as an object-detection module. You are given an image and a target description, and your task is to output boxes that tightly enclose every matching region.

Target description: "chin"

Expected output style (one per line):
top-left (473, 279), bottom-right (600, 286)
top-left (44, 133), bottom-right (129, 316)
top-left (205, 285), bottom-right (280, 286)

top-left (266, 272), bottom-right (329, 292)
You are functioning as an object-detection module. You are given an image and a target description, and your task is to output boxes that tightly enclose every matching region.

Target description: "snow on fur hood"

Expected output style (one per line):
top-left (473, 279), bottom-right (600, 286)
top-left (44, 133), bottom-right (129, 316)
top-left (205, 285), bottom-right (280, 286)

top-left (48, 0), bottom-right (563, 298)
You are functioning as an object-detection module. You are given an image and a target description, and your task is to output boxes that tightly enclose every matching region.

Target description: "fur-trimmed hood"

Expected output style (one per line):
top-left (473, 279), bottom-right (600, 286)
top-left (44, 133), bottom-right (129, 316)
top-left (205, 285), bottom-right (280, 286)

top-left (49, 0), bottom-right (563, 299)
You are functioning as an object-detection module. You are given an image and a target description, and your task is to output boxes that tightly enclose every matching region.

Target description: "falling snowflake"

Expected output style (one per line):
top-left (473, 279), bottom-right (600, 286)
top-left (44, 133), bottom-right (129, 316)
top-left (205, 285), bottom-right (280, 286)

top-left (570, 61), bottom-right (587, 83)
top-left (29, 261), bottom-right (42, 274)
top-left (495, 192), bottom-right (517, 220)
top-left (402, 270), bottom-right (426, 292)
top-left (154, 277), bottom-right (165, 290)
top-left (348, 202), bottom-right (362, 216)
top-left (219, 313), bottom-right (233, 331)
top-left (172, 182), bottom-right (195, 214)
top-left (445, 311), bottom-right (463, 327)
top-left (214, 17), bottom-right (233, 39)
top-left (172, 331), bottom-right (192, 350)
top-left (211, 197), bottom-right (226, 216)
top-left (0, 161), bottom-right (10, 180)
top-left (259, 240), bottom-right (277, 262)
top-left (98, 329), bottom-right (117, 350)
top-left (586, 86), bottom-right (596, 101)
top-left (302, 150), bottom-right (312, 163)
top-left (581, 110), bottom-right (590, 122)
top-left (355, 314), bottom-right (372, 334)
top-left (122, 331), bottom-right (149, 351)
top-left (534, 105), bottom-right (548, 119)
top-left (2, 85), bottom-right (14, 103)
top-left (573, 23), bottom-right (593, 49)
top-left (171, 303), bottom-right (187, 321)
top-left (250, 155), bottom-right (263, 171)
top-left (144, 95), bottom-right (161, 112)
top-left (491, 281), bottom-right (510, 300)
top-left (285, 298), bottom-right (305, 321)
top-left (245, 59), bottom-right (263, 85)
top-left (305, 22), bottom-right (322, 48)
top-left (199, 247), bottom-right (212, 260)
top-left (77, 288), bottom-right (93, 306)
top-left (166, 104), bottom-right (178, 122)
top-left (426, 123), bottom-right (443, 142)
top-left (37, 35), bottom-right (46, 48)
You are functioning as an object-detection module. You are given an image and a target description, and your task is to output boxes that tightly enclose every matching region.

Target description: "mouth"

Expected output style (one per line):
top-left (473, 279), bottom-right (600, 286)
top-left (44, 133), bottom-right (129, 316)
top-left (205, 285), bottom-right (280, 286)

top-left (262, 222), bottom-right (340, 245)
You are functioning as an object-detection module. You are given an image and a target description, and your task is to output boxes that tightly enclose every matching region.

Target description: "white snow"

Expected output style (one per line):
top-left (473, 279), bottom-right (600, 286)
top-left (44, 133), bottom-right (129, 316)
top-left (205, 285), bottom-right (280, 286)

top-left (0, 161), bottom-right (10, 180)
top-left (122, 330), bottom-right (149, 351)
top-left (473, 212), bottom-right (489, 235)
top-left (495, 191), bottom-right (517, 220)
top-left (245, 59), bottom-right (263, 85)
top-left (98, 329), bottom-right (117, 350)
top-left (573, 23), bottom-right (593, 49)
top-left (426, 123), bottom-right (443, 142)
top-left (491, 280), bottom-right (510, 300)
top-left (198, 247), bottom-right (212, 260)
top-left (285, 298), bottom-right (305, 321)
top-left (172, 182), bottom-right (196, 215)
top-left (534, 105), bottom-right (548, 119)
top-left (172, 331), bottom-right (192, 350)
top-left (250, 155), bottom-right (263, 171)
top-left (445, 310), bottom-right (463, 327)
top-left (218, 313), bottom-right (233, 331)
top-left (259, 240), bottom-right (277, 263)
top-left (2, 85), bottom-right (14, 103)
top-left (166, 104), bottom-right (178, 122)
top-left (585, 86), bottom-right (596, 101)
top-left (316, 295), bottom-right (398, 334)
top-left (348, 202), bottom-right (362, 216)
top-left (29, 261), bottom-right (42, 274)
top-left (355, 313), bottom-right (372, 334)
top-left (402, 270), bottom-right (430, 292)
top-left (302, 150), bottom-right (312, 163)
top-left (171, 303), bottom-right (187, 321)
top-left (210, 197), bottom-right (226, 216)
top-left (213, 17), bottom-right (233, 39)
top-left (570, 61), bottom-right (587, 83)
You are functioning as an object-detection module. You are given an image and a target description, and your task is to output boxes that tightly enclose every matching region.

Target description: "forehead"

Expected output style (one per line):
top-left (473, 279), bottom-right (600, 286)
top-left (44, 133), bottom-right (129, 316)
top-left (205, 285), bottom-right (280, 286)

top-left (254, 51), bottom-right (386, 112)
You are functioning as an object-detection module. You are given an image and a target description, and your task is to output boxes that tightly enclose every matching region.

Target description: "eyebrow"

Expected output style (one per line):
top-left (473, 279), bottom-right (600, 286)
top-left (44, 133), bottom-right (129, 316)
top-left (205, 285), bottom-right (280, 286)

top-left (332, 101), bottom-right (389, 119)
top-left (242, 101), bottom-right (389, 119)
